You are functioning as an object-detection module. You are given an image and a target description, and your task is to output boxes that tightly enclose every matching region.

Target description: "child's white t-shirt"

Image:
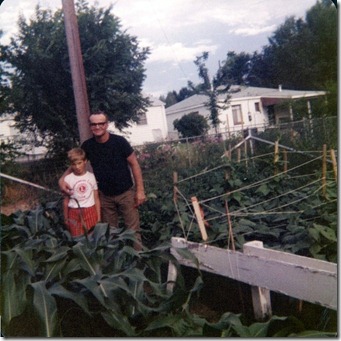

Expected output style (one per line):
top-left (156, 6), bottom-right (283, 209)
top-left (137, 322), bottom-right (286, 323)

top-left (65, 171), bottom-right (98, 208)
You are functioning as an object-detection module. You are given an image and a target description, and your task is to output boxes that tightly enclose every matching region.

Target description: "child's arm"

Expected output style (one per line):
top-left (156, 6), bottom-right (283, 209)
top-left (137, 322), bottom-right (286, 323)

top-left (94, 189), bottom-right (101, 222)
top-left (63, 196), bottom-right (70, 227)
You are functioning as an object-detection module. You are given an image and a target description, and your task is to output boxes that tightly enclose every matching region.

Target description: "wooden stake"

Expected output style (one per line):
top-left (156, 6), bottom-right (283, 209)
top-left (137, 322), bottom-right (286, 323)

top-left (237, 148), bottom-right (241, 163)
top-left (244, 141), bottom-right (248, 168)
top-left (274, 140), bottom-right (279, 175)
top-left (224, 198), bottom-right (235, 251)
top-left (322, 144), bottom-right (327, 197)
top-left (330, 149), bottom-right (337, 183)
top-left (283, 149), bottom-right (288, 173)
top-left (173, 172), bottom-right (178, 204)
top-left (191, 197), bottom-right (208, 241)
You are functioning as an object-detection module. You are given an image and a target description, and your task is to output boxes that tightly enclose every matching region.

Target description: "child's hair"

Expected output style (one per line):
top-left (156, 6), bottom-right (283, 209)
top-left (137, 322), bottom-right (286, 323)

top-left (67, 147), bottom-right (86, 163)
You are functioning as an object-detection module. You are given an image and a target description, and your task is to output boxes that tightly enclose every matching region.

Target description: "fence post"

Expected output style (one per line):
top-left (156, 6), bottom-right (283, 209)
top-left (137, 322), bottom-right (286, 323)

top-left (191, 197), bottom-right (208, 241)
top-left (167, 261), bottom-right (178, 293)
top-left (243, 241), bottom-right (272, 320)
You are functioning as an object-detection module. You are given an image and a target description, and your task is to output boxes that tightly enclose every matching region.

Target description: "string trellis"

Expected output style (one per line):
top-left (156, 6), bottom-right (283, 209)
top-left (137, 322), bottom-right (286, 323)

top-left (172, 147), bottom-right (337, 247)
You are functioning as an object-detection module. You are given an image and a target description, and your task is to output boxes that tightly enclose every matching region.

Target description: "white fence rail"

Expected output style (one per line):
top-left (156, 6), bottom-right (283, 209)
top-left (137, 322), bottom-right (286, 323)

top-left (167, 237), bottom-right (337, 319)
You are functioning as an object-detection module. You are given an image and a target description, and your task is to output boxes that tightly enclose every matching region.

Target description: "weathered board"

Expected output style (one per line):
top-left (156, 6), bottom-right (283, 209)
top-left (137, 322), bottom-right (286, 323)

top-left (170, 237), bottom-right (337, 311)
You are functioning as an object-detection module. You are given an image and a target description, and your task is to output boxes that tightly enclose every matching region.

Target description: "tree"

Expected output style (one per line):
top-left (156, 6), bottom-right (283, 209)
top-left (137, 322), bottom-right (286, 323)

top-left (214, 51), bottom-right (252, 87)
top-left (214, 0), bottom-right (337, 105)
top-left (244, 0), bottom-right (337, 93)
top-left (1, 1), bottom-right (150, 156)
top-left (189, 52), bottom-right (230, 133)
top-left (160, 87), bottom-right (195, 108)
top-left (173, 112), bottom-right (209, 138)
top-left (0, 31), bottom-right (11, 113)
top-left (160, 91), bottom-right (178, 108)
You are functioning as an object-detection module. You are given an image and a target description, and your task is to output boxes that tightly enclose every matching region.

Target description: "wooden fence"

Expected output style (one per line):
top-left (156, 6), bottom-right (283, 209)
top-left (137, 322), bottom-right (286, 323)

top-left (167, 237), bottom-right (337, 320)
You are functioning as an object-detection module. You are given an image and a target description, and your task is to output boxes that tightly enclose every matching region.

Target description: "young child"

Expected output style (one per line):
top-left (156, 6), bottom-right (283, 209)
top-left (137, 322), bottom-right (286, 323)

top-left (63, 147), bottom-right (101, 238)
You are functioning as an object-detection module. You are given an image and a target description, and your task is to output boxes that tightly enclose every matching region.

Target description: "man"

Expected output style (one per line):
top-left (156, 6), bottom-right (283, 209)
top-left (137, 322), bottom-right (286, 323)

top-left (59, 111), bottom-right (146, 250)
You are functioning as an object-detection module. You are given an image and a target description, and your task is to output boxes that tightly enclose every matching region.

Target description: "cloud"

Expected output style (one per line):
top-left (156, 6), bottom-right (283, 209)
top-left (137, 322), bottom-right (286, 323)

top-left (0, 0), bottom-right (34, 43)
top-left (0, 0), bottom-right (319, 95)
top-left (231, 24), bottom-right (278, 37)
top-left (147, 41), bottom-right (218, 64)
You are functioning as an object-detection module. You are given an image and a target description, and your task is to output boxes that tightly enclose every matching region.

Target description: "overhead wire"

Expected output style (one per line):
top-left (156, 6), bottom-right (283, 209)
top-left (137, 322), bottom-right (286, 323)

top-left (146, 0), bottom-right (189, 83)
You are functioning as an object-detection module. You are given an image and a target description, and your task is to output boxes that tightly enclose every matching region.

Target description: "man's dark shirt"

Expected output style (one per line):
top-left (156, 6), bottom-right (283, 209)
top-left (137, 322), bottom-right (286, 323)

top-left (82, 134), bottom-right (134, 196)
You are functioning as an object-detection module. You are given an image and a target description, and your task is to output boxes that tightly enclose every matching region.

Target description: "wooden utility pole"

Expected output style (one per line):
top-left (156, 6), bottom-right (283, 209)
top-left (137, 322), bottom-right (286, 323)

top-left (62, 0), bottom-right (92, 143)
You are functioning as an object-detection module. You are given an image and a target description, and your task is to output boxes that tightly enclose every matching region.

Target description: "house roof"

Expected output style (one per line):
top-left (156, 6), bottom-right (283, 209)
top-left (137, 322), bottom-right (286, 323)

top-left (166, 85), bottom-right (326, 114)
top-left (144, 93), bottom-right (165, 107)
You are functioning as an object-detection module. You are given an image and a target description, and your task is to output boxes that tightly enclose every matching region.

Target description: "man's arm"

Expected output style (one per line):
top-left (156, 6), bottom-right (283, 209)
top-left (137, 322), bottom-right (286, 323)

top-left (127, 152), bottom-right (146, 207)
top-left (93, 189), bottom-right (101, 222)
top-left (58, 167), bottom-right (73, 194)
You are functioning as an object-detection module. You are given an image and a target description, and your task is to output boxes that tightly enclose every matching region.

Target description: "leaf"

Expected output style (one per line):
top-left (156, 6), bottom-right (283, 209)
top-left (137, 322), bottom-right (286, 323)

top-left (73, 277), bottom-right (108, 307)
top-left (313, 224), bottom-right (337, 242)
top-left (238, 218), bottom-right (257, 228)
top-left (101, 309), bottom-right (137, 336)
top-left (145, 313), bottom-right (183, 332)
top-left (204, 311), bottom-right (243, 335)
top-left (72, 243), bottom-right (100, 276)
top-left (91, 223), bottom-right (109, 245)
top-left (44, 258), bottom-right (67, 282)
top-left (256, 183), bottom-right (271, 196)
top-left (61, 258), bottom-right (82, 276)
top-left (289, 330), bottom-right (337, 337)
top-left (31, 281), bottom-right (59, 337)
top-left (44, 246), bottom-right (70, 262)
top-left (13, 247), bottom-right (36, 276)
top-left (173, 247), bottom-right (199, 268)
top-left (308, 227), bottom-right (320, 241)
top-left (2, 271), bottom-right (28, 326)
top-left (48, 283), bottom-right (90, 315)
top-left (232, 317), bottom-right (282, 337)
top-left (2, 250), bottom-right (18, 270)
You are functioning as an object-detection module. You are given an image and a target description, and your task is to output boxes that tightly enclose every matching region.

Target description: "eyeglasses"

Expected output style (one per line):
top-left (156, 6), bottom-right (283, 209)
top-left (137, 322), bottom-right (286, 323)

top-left (89, 122), bottom-right (107, 127)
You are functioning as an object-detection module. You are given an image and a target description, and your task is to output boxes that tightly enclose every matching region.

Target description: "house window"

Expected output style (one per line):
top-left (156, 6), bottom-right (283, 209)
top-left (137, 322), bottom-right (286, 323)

top-left (267, 106), bottom-right (275, 125)
top-left (137, 112), bottom-right (147, 125)
top-left (255, 102), bottom-right (260, 112)
top-left (232, 105), bottom-right (243, 125)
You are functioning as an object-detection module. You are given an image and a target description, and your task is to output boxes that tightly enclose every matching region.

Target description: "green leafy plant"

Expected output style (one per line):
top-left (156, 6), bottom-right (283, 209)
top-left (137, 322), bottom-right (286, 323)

top-left (1, 201), bottom-right (199, 337)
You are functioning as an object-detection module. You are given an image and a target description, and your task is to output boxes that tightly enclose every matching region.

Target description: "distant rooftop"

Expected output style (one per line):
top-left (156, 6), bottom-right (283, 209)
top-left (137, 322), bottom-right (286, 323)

top-left (166, 85), bottom-right (326, 114)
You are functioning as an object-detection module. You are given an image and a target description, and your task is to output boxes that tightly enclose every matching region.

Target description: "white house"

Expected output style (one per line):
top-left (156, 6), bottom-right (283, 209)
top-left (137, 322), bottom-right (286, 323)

top-left (166, 85), bottom-right (326, 139)
top-left (111, 95), bottom-right (168, 146)
top-left (0, 114), bottom-right (48, 162)
top-left (1, 95), bottom-right (168, 162)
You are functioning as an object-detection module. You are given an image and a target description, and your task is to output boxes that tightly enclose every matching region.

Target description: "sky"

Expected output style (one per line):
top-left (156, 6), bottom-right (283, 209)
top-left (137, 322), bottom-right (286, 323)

top-left (0, 0), bottom-right (321, 97)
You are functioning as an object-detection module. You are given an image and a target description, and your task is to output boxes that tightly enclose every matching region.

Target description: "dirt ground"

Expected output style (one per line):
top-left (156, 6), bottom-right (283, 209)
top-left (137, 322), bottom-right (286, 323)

top-left (1, 182), bottom-right (41, 216)
top-left (1, 200), bottom-right (38, 216)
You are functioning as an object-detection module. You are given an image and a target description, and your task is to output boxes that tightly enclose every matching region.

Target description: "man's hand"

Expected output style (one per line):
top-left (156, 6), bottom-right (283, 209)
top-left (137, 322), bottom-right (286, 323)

top-left (134, 190), bottom-right (147, 208)
top-left (59, 167), bottom-right (73, 195)
top-left (59, 179), bottom-right (73, 196)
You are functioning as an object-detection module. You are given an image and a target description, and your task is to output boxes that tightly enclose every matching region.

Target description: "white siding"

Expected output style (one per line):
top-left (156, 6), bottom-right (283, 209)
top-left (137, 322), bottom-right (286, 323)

top-left (117, 98), bottom-right (168, 146)
top-left (0, 114), bottom-right (48, 161)
top-left (0, 115), bottom-right (18, 142)
top-left (219, 98), bottom-right (268, 134)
